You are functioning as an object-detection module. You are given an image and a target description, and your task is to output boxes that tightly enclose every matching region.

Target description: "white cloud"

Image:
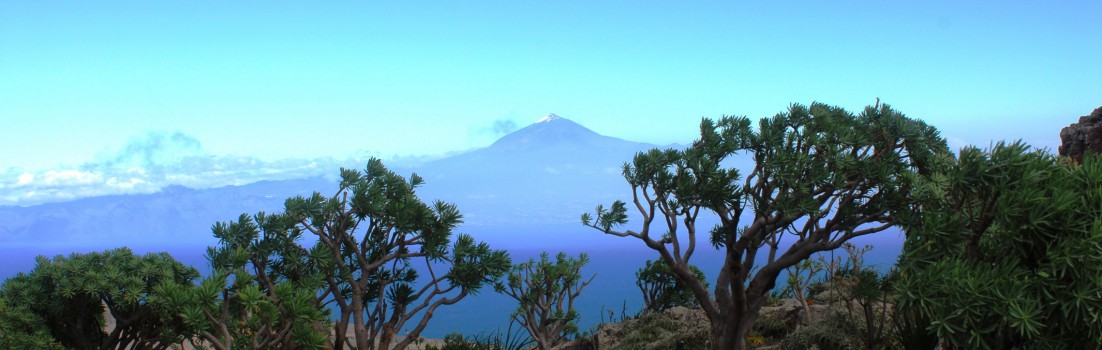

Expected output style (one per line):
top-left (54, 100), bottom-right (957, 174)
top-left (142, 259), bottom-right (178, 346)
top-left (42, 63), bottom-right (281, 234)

top-left (16, 173), bottom-right (33, 186)
top-left (0, 131), bottom-right (463, 207)
top-left (0, 131), bottom-right (352, 206)
top-left (40, 169), bottom-right (102, 186)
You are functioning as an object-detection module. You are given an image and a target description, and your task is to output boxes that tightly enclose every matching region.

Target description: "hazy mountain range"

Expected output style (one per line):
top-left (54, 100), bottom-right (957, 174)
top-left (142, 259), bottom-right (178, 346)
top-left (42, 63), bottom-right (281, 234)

top-left (0, 115), bottom-right (674, 248)
top-left (0, 115), bottom-right (906, 339)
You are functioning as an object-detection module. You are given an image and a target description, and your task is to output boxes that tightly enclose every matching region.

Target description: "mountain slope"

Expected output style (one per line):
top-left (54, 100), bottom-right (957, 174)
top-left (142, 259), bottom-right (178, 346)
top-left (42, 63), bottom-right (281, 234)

top-left (0, 114), bottom-right (666, 245)
top-left (0, 177), bottom-right (331, 247)
top-left (412, 114), bottom-right (659, 225)
top-left (489, 113), bottom-right (640, 152)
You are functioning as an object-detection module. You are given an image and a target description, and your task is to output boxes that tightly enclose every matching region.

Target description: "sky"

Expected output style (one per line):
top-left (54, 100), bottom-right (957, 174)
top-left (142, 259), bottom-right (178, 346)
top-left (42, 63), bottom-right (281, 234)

top-left (1, 1), bottom-right (1100, 206)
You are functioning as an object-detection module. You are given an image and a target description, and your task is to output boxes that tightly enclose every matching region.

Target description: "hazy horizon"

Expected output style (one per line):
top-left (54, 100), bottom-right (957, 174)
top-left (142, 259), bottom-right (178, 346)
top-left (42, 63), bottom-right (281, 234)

top-left (3, 1), bottom-right (1100, 206)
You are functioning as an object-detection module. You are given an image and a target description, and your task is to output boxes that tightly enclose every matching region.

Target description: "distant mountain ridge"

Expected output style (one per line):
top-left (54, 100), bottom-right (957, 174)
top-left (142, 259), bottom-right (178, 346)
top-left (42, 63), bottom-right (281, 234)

top-left (404, 113), bottom-right (659, 226)
top-left (0, 114), bottom-right (670, 246)
top-left (490, 113), bottom-right (642, 152)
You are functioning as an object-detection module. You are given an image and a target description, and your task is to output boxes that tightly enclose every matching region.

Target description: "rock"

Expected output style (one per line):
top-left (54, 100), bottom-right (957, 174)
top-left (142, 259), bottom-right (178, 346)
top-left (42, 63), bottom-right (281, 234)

top-left (663, 306), bottom-right (709, 329)
top-left (798, 304), bottom-right (831, 326)
top-left (1059, 106), bottom-right (1102, 163)
top-left (760, 298), bottom-right (834, 328)
top-left (760, 298), bottom-right (804, 329)
top-left (597, 307), bottom-right (711, 349)
top-left (596, 322), bottom-right (625, 350)
top-left (811, 277), bottom-right (858, 304)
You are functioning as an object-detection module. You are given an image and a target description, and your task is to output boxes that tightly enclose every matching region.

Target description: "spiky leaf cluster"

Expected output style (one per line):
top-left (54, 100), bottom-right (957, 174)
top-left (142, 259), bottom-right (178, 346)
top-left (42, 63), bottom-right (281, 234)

top-left (896, 142), bottom-right (1102, 349)
top-left (636, 259), bottom-right (708, 312)
top-left (497, 252), bottom-right (594, 350)
top-left (583, 102), bottom-right (947, 350)
top-left (0, 248), bottom-right (198, 350)
top-left (281, 158), bottom-right (510, 350)
top-left (156, 213), bottom-right (330, 350)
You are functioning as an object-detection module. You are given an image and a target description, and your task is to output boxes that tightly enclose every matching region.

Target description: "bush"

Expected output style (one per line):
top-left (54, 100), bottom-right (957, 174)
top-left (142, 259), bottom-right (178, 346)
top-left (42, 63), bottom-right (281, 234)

top-left (584, 102), bottom-right (947, 350)
top-left (636, 259), bottom-right (708, 312)
top-left (752, 312), bottom-right (792, 340)
top-left (780, 310), bottom-right (861, 350)
top-left (897, 143), bottom-right (1102, 348)
top-left (498, 252), bottom-right (594, 350)
top-left (612, 311), bottom-right (710, 350)
top-left (889, 304), bottom-right (939, 350)
top-left (0, 248), bottom-right (198, 350)
top-left (425, 326), bottom-right (533, 350)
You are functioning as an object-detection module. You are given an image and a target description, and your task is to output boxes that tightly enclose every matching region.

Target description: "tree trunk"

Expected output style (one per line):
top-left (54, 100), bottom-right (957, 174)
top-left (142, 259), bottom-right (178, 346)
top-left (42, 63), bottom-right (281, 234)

top-left (795, 288), bottom-right (813, 325)
top-left (332, 309), bottom-right (351, 350)
top-left (351, 294), bottom-right (370, 350)
top-left (707, 299), bottom-right (764, 350)
top-left (378, 324), bottom-right (395, 350)
top-left (710, 319), bottom-right (732, 350)
top-left (710, 316), bottom-right (747, 350)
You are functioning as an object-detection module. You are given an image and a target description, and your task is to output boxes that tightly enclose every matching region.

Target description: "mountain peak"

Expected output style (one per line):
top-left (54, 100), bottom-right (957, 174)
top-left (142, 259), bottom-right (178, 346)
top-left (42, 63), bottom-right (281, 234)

top-left (536, 113), bottom-right (564, 124)
top-left (489, 113), bottom-right (643, 152)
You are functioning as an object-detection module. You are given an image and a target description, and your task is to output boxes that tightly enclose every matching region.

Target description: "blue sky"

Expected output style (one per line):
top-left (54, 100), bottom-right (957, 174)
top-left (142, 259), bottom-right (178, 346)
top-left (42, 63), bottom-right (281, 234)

top-left (2, 1), bottom-right (1100, 205)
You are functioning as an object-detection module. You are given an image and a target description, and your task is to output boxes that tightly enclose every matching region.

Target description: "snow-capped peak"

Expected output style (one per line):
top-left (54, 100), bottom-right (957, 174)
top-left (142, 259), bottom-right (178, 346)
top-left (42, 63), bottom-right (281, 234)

top-left (536, 113), bottom-right (563, 123)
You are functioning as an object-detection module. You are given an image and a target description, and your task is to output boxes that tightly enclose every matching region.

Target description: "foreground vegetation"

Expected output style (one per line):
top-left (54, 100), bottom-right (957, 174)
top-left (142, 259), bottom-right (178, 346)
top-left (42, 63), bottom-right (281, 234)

top-left (584, 102), bottom-right (945, 350)
top-left (3, 102), bottom-right (1100, 349)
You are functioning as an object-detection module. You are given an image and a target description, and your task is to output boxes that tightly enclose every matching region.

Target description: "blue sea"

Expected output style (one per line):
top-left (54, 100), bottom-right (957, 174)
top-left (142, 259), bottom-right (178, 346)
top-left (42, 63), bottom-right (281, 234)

top-left (0, 223), bottom-right (905, 339)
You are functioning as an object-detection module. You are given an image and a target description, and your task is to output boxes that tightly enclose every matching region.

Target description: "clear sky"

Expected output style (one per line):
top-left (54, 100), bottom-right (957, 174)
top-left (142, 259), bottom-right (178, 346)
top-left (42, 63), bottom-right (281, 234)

top-left (1, 1), bottom-right (1100, 205)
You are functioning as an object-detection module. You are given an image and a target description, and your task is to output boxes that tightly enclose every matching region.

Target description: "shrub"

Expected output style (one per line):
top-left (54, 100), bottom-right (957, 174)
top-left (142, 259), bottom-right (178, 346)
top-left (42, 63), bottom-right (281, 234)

top-left (897, 142), bottom-right (1102, 348)
top-left (498, 252), bottom-right (594, 350)
top-left (612, 311), bottom-right (709, 350)
top-left (637, 259), bottom-right (708, 312)
top-left (0, 248), bottom-right (198, 350)
top-left (780, 310), bottom-right (861, 350)
top-left (584, 102), bottom-right (947, 350)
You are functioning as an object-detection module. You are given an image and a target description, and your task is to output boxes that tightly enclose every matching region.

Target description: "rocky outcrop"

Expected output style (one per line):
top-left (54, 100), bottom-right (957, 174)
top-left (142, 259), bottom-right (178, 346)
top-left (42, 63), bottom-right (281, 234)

top-left (596, 307), bottom-right (709, 350)
top-left (760, 297), bottom-right (831, 329)
top-left (1059, 106), bottom-right (1102, 163)
top-left (591, 282), bottom-right (888, 349)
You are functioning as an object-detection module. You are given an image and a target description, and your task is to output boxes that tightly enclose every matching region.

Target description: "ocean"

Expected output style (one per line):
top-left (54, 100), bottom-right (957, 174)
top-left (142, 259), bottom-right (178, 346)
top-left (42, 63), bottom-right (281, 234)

top-left (0, 224), bottom-right (906, 339)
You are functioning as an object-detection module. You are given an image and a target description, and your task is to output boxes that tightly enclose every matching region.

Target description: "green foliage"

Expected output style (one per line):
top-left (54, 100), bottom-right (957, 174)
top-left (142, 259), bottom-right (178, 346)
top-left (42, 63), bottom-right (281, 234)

top-left (0, 248), bottom-right (198, 350)
top-left (805, 281), bottom-right (828, 300)
top-left (423, 321), bottom-right (533, 350)
top-left (611, 311), bottom-right (710, 350)
top-left (779, 310), bottom-right (862, 350)
top-left (636, 259), bottom-right (708, 311)
top-left (285, 158), bottom-right (511, 350)
top-left (897, 142), bottom-right (1102, 349)
top-left (889, 303), bottom-right (938, 350)
top-left (584, 102), bottom-right (948, 350)
top-left (158, 158), bottom-right (510, 350)
top-left (824, 267), bottom-right (894, 350)
top-left (752, 312), bottom-right (792, 340)
top-left (497, 252), bottom-right (594, 350)
top-left (156, 213), bottom-right (330, 350)
top-left (0, 295), bottom-right (64, 350)
top-left (784, 257), bottom-right (826, 325)
top-left (808, 243), bottom-right (895, 350)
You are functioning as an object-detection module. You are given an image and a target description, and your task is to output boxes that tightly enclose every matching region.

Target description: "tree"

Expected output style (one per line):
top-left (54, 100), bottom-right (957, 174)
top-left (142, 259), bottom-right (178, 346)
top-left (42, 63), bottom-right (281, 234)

top-left (157, 213), bottom-right (331, 350)
top-left (636, 259), bottom-right (708, 312)
top-left (0, 293), bottom-right (64, 349)
top-left (497, 252), bottom-right (594, 350)
top-left (895, 141), bottom-right (1102, 349)
top-left (784, 258), bottom-right (824, 325)
top-left (0, 248), bottom-right (199, 350)
top-left (283, 158), bottom-right (512, 350)
top-left (830, 244), bottom-right (893, 350)
top-left (583, 103), bottom-right (947, 350)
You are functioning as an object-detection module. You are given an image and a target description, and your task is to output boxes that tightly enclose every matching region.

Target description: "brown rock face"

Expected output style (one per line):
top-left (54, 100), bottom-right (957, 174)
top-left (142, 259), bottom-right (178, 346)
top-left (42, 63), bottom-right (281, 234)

top-left (1059, 106), bottom-right (1102, 163)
